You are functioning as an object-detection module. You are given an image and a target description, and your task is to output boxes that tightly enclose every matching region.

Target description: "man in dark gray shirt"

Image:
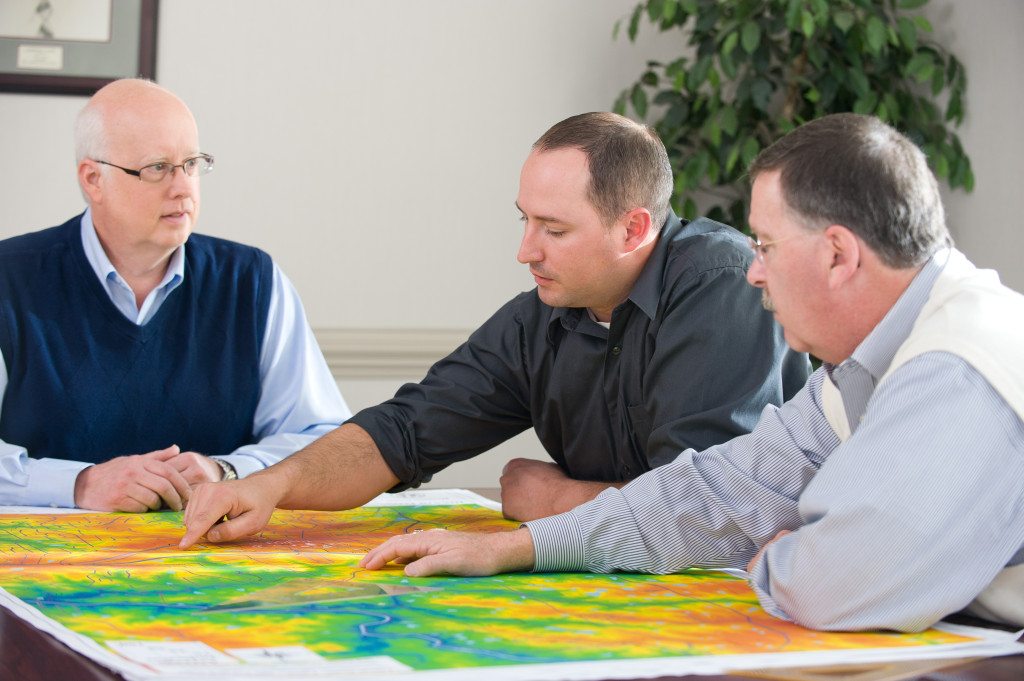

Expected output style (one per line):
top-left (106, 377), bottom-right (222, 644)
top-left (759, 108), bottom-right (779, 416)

top-left (181, 112), bottom-right (807, 545)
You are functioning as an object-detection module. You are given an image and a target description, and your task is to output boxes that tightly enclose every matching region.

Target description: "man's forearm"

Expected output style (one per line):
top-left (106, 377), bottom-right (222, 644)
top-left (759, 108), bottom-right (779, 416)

top-left (267, 423), bottom-right (401, 511)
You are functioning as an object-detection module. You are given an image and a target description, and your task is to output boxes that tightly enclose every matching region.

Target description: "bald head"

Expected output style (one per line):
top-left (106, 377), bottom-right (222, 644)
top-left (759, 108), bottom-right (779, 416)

top-left (74, 79), bottom-right (197, 164)
top-left (75, 79), bottom-right (204, 266)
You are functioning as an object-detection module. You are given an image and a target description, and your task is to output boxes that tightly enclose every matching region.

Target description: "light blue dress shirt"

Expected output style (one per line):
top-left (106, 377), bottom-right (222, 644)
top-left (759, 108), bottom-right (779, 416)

top-left (0, 209), bottom-right (351, 508)
top-left (526, 249), bottom-right (1024, 632)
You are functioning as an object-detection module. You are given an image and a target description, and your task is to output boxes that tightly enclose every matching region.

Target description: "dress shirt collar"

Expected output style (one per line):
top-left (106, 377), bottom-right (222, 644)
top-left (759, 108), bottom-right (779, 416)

top-left (625, 211), bottom-right (683, 321)
top-left (832, 247), bottom-right (951, 382)
top-left (80, 207), bottom-right (186, 298)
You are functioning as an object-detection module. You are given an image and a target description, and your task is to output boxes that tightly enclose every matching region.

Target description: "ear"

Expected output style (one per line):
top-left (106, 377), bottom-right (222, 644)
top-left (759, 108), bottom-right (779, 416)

top-left (78, 160), bottom-right (104, 204)
top-left (621, 208), bottom-right (653, 253)
top-left (823, 224), bottom-right (861, 289)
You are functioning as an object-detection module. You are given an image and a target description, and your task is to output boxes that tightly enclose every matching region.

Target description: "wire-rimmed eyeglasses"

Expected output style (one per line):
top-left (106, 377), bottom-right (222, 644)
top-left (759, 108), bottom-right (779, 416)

top-left (95, 154), bottom-right (215, 183)
top-left (746, 232), bottom-right (807, 263)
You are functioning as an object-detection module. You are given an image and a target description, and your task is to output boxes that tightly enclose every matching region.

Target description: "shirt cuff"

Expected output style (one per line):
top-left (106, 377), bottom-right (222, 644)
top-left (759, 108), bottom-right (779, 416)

top-left (747, 553), bottom-right (793, 621)
top-left (523, 511), bottom-right (588, 572)
top-left (217, 453), bottom-right (264, 479)
top-left (348, 408), bottom-right (421, 486)
top-left (27, 459), bottom-right (92, 508)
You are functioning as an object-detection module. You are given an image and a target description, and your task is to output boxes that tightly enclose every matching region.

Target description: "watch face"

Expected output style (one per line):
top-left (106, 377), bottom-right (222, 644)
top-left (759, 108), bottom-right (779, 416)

top-left (212, 458), bottom-right (237, 480)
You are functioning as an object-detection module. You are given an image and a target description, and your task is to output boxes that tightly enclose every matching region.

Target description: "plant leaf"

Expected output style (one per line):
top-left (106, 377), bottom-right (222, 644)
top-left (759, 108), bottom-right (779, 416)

top-left (725, 142), bottom-right (741, 174)
top-left (865, 16), bottom-right (887, 54)
top-left (662, 0), bottom-right (678, 23)
top-left (719, 107), bottom-right (738, 136)
top-left (750, 78), bottom-right (773, 111)
top-left (631, 83), bottom-right (649, 118)
top-left (722, 30), bottom-right (739, 56)
top-left (688, 55), bottom-right (714, 90)
top-left (628, 4), bottom-right (643, 41)
top-left (801, 10), bottom-right (815, 38)
top-left (741, 21), bottom-right (761, 54)
top-left (883, 92), bottom-right (901, 120)
top-left (833, 11), bottom-right (855, 34)
top-left (613, 90), bottom-right (628, 115)
top-left (785, 0), bottom-right (802, 32)
top-left (931, 64), bottom-right (945, 95)
top-left (647, 0), bottom-right (665, 23)
top-left (719, 50), bottom-right (737, 79)
top-left (905, 52), bottom-right (934, 82)
top-left (853, 90), bottom-right (879, 114)
top-left (848, 68), bottom-right (871, 97)
top-left (741, 136), bottom-right (760, 166)
top-left (707, 155), bottom-right (721, 184)
top-left (704, 117), bottom-right (722, 146)
top-left (897, 17), bottom-right (917, 51)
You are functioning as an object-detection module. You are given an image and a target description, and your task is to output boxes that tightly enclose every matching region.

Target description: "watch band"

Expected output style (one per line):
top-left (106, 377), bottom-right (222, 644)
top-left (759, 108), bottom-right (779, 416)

top-left (210, 457), bottom-right (238, 481)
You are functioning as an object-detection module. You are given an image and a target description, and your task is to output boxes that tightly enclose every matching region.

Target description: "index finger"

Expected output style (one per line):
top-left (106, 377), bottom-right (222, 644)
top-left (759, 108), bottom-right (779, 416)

top-left (360, 533), bottom-right (432, 570)
top-left (179, 491), bottom-right (232, 549)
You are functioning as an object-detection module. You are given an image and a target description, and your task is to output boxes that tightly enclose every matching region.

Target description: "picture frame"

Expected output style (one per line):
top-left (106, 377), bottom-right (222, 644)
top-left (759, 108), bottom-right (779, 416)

top-left (0, 0), bottom-right (158, 96)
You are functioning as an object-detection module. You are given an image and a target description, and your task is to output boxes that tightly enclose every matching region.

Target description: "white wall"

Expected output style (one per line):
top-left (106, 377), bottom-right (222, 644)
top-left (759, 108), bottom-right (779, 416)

top-left (1, 1), bottom-right (1021, 488)
top-left (0, 0), bottom-right (686, 332)
top-left (926, 0), bottom-right (1024, 290)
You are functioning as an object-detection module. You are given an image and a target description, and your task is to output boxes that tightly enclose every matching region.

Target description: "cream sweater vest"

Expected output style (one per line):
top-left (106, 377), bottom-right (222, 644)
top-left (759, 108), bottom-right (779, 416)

top-left (820, 250), bottom-right (1024, 627)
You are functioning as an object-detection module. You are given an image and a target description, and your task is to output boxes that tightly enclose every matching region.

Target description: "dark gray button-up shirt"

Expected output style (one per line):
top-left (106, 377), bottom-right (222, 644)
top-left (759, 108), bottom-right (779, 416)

top-left (351, 215), bottom-right (809, 487)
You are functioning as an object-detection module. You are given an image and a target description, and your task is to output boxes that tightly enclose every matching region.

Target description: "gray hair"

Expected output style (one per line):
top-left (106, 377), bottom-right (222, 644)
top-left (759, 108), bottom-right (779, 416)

top-left (534, 112), bottom-right (674, 231)
top-left (749, 113), bottom-right (950, 268)
top-left (74, 94), bottom-right (109, 164)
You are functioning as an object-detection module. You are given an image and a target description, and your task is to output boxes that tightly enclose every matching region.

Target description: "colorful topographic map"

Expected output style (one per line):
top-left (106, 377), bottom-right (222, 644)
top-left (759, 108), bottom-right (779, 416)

top-left (0, 503), bottom-right (981, 675)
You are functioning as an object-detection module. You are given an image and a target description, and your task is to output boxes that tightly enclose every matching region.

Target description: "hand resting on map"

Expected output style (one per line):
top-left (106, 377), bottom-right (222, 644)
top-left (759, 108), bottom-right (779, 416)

top-left (360, 527), bottom-right (536, 577)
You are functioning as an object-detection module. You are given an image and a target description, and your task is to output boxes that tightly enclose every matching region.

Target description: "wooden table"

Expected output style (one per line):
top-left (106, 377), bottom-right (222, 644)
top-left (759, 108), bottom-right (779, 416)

top-left (2, 490), bottom-right (1022, 680)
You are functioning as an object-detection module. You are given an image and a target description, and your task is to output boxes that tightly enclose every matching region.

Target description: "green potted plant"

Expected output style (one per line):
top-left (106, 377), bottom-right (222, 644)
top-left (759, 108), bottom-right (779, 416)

top-left (614, 0), bottom-right (972, 227)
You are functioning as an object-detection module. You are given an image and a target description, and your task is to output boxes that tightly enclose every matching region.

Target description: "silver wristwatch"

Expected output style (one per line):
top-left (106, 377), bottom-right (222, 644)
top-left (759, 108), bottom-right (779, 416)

top-left (210, 457), bottom-right (238, 481)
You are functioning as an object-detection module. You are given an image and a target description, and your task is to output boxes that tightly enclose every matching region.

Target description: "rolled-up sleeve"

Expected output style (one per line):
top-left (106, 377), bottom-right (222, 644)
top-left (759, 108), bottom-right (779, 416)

top-left (349, 296), bottom-right (535, 487)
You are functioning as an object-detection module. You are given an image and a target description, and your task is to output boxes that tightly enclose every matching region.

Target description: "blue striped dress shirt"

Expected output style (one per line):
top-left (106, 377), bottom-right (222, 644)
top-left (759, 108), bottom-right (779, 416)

top-left (525, 249), bottom-right (1024, 632)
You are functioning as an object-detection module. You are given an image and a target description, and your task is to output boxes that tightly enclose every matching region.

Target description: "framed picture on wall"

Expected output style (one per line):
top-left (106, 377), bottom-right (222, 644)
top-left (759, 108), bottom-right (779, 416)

top-left (0, 0), bottom-right (158, 96)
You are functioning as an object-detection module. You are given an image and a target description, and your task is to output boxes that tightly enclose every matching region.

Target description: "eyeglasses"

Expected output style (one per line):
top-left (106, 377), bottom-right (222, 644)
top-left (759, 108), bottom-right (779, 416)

top-left (95, 154), bottom-right (215, 183)
top-left (746, 232), bottom-right (807, 263)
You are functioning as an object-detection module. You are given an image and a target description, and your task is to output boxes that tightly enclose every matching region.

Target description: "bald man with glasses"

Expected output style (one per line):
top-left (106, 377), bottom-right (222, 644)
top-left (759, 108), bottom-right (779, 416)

top-left (0, 79), bottom-right (349, 512)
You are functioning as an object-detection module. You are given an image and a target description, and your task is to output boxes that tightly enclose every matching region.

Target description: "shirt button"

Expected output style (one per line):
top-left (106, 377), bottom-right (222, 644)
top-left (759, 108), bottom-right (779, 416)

top-left (611, 345), bottom-right (622, 356)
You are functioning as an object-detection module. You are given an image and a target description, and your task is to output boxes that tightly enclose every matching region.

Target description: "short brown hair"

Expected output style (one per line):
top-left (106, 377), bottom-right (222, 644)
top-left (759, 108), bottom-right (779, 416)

top-left (534, 112), bottom-right (674, 231)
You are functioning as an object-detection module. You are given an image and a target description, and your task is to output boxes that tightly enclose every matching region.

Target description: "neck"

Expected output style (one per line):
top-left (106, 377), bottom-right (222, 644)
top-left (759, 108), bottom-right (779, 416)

top-left (99, 238), bottom-right (175, 309)
top-left (590, 234), bottom-right (660, 323)
top-left (828, 264), bottom-right (922, 364)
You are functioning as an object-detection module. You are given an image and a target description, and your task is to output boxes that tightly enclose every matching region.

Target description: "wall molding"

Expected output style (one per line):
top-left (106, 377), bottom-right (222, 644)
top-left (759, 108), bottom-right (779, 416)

top-left (314, 328), bottom-right (472, 379)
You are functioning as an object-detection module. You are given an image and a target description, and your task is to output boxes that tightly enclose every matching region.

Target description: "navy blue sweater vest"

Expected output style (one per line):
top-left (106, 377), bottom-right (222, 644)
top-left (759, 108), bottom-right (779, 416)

top-left (0, 215), bottom-right (272, 463)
